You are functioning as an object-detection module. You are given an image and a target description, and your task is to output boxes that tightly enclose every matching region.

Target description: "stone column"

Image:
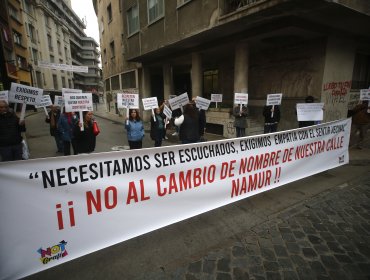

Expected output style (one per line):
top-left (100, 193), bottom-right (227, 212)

top-left (163, 63), bottom-right (173, 100)
top-left (191, 52), bottom-right (203, 98)
top-left (141, 65), bottom-right (151, 122)
top-left (233, 41), bottom-right (249, 94)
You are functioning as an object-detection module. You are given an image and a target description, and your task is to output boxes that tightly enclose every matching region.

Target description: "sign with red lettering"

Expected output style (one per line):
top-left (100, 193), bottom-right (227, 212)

top-left (64, 93), bottom-right (93, 112)
top-left (0, 119), bottom-right (351, 279)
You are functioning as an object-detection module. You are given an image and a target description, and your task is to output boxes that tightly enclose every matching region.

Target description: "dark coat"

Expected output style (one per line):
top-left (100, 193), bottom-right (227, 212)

top-left (0, 111), bottom-right (25, 147)
top-left (45, 109), bottom-right (61, 136)
top-left (73, 120), bottom-right (96, 154)
top-left (263, 105), bottom-right (280, 123)
top-left (150, 113), bottom-right (165, 141)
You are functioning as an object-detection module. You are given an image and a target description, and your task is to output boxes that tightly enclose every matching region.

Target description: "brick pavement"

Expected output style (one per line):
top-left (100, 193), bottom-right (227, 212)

top-left (167, 174), bottom-right (370, 280)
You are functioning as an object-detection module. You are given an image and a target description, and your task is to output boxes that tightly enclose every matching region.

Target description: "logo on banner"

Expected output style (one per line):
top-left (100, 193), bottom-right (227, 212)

top-left (339, 155), bottom-right (345, 164)
top-left (37, 240), bottom-right (68, 264)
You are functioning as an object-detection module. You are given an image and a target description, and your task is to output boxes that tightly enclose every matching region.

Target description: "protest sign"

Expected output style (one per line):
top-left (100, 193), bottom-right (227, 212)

top-left (168, 92), bottom-right (189, 111)
top-left (266, 93), bottom-right (282, 106)
top-left (8, 83), bottom-right (43, 106)
top-left (0, 90), bottom-right (8, 103)
top-left (54, 96), bottom-right (64, 107)
top-left (0, 119), bottom-right (351, 279)
top-left (296, 103), bottom-right (324, 121)
top-left (163, 104), bottom-right (172, 119)
top-left (234, 93), bottom-right (248, 105)
top-left (117, 93), bottom-right (139, 109)
top-left (359, 89), bottom-right (370, 101)
top-left (63, 93), bottom-right (93, 112)
top-left (142, 97), bottom-right (159, 122)
top-left (195, 96), bottom-right (211, 110)
top-left (64, 93), bottom-right (93, 131)
top-left (211, 94), bottom-right (223, 108)
top-left (35, 95), bottom-right (53, 118)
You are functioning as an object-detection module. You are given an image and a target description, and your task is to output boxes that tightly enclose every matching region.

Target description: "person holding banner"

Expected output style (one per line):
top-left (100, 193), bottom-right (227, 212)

top-left (58, 109), bottom-right (78, 156)
top-left (45, 105), bottom-right (63, 153)
top-left (125, 109), bottom-right (145, 149)
top-left (0, 100), bottom-right (26, 161)
top-left (351, 100), bottom-right (370, 149)
top-left (73, 111), bottom-right (97, 154)
top-left (298, 96), bottom-right (315, 128)
top-left (174, 103), bottom-right (200, 144)
top-left (263, 105), bottom-right (280, 133)
top-left (232, 104), bottom-right (248, 137)
top-left (150, 107), bottom-right (166, 147)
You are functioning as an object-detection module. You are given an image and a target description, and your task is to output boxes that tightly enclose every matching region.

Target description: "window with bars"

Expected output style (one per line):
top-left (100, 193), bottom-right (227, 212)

top-left (127, 4), bottom-right (139, 36)
top-left (148, 0), bottom-right (164, 24)
top-left (352, 53), bottom-right (370, 90)
top-left (28, 24), bottom-right (37, 43)
top-left (121, 71), bottom-right (136, 88)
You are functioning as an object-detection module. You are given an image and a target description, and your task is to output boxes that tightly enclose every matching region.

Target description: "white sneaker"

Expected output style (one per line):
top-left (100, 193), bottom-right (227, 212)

top-left (172, 132), bottom-right (178, 136)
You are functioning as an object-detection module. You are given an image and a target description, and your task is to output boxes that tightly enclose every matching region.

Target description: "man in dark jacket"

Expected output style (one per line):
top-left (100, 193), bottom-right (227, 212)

top-left (0, 100), bottom-right (26, 161)
top-left (45, 105), bottom-right (63, 153)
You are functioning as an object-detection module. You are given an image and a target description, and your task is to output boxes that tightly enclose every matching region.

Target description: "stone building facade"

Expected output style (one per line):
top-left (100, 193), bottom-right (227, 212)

top-left (95, 0), bottom-right (370, 137)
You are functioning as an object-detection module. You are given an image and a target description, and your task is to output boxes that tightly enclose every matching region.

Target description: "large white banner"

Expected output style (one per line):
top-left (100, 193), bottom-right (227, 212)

top-left (38, 61), bottom-right (88, 73)
top-left (0, 119), bottom-right (351, 279)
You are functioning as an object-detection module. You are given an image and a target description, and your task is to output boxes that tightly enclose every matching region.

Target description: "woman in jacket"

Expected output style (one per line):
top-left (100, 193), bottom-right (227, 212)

top-left (150, 107), bottom-right (165, 147)
top-left (174, 103), bottom-right (200, 144)
top-left (58, 109), bottom-right (78, 155)
top-left (125, 109), bottom-right (144, 149)
top-left (232, 104), bottom-right (248, 137)
top-left (73, 111), bottom-right (96, 154)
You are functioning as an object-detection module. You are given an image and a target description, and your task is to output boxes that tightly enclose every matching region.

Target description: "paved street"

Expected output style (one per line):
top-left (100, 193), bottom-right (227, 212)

top-left (24, 104), bottom-right (370, 280)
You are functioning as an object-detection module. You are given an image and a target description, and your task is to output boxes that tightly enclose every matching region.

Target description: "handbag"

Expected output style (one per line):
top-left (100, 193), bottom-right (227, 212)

top-left (92, 120), bottom-right (100, 136)
top-left (22, 139), bottom-right (30, 160)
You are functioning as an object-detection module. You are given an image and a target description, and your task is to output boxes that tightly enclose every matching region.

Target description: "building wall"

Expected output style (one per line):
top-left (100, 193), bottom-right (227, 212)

top-left (321, 36), bottom-right (356, 122)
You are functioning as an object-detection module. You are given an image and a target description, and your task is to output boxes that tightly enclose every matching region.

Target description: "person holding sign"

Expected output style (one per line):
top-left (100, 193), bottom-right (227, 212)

top-left (125, 109), bottom-right (144, 149)
top-left (45, 105), bottom-right (63, 153)
top-left (232, 104), bottom-right (248, 137)
top-left (0, 100), bottom-right (26, 161)
top-left (298, 96), bottom-right (315, 128)
top-left (174, 103), bottom-right (200, 144)
top-left (263, 105), bottom-right (280, 133)
top-left (73, 111), bottom-right (97, 154)
top-left (150, 107), bottom-right (166, 147)
top-left (58, 109), bottom-right (78, 156)
top-left (351, 100), bottom-right (370, 149)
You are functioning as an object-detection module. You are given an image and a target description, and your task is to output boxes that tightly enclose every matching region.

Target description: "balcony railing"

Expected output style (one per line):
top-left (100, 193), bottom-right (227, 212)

top-left (224, 0), bottom-right (262, 14)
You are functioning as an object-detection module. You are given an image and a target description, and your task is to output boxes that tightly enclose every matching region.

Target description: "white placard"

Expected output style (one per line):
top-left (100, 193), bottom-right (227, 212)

top-left (0, 119), bottom-right (351, 279)
top-left (8, 83), bottom-right (43, 105)
top-left (63, 93), bottom-right (93, 112)
top-left (163, 104), bottom-right (172, 119)
top-left (142, 97), bottom-right (158, 110)
top-left (54, 96), bottom-right (64, 107)
top-left (168, 92), bottom-right (189, 110)
top-left (234, 93), bottom-right (248, 105)
top-left (117, 93), bottom-right (139, 109)
top-left (359, 89), bottom-right (370, 101)
top-left (195, 96), bottom-right (211, 110)
top-left (0, 90), bottom-right (8, 103)
top-left (266, 93), bottom-right (283, 106)
top-left (35, 95), bottom-right (53, 108)
top-left (296, 103), bottom-right (324, 121)
top-left (211, 94), bottom-right (223, 103)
